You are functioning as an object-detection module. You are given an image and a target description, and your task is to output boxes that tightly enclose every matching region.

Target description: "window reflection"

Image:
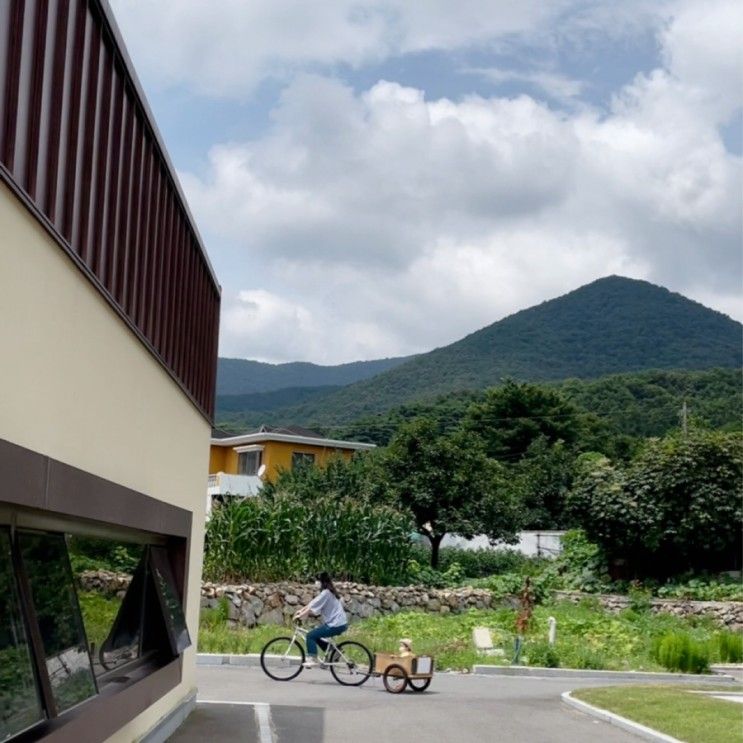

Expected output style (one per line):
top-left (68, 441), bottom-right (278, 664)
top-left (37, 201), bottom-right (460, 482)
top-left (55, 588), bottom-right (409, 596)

top-left (68, 536), bottom-right (145, 677)
top-left (149, 547), bottom-right (191, 655)
top-left (0, 530), bottom-right (43, 740)
top-left (17, 533), bottom-right (97, 713)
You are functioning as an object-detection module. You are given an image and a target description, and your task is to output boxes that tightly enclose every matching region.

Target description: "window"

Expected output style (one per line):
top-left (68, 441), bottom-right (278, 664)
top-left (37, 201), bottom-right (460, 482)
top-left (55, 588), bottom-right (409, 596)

top-left (237, 450), bottom-right (262, 475)
top-left (17, 532), bottom-right (98, 714)
top-left (0, 530), bottom-right (44, 740)
top-left (0, 527), bottom-right (191, 740)
top-left (292, 452), bottom-right (315, 470)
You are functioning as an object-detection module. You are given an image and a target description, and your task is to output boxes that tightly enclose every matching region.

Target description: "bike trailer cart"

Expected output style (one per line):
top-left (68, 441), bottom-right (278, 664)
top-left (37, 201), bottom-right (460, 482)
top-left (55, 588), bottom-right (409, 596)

top-left (373, 652), bottom-right (435, 693)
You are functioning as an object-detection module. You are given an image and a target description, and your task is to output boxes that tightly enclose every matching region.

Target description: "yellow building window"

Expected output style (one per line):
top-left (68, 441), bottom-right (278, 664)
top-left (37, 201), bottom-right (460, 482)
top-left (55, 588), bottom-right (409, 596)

top-left (291, 452), bottom-right (315, 470)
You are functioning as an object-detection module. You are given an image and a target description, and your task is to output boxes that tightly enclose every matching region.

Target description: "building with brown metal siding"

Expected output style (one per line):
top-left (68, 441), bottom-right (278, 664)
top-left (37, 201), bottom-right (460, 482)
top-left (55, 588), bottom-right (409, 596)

top-left (0, 2), bottom-right (220, 741)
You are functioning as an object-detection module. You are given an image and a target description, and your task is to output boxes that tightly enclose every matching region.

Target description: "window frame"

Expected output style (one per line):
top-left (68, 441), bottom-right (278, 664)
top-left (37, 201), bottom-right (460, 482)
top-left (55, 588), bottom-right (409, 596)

top-left (235, 445), bottom-right (263, 476)
top-left (291, 451), bottom-right (316, 470)
top-left (0, 436), bottom-right (192, 743)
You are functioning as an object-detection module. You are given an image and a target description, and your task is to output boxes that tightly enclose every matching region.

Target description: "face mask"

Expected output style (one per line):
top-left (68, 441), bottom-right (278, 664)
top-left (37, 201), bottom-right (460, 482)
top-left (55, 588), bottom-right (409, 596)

top-left (314, 580), bottom-right (322, 590)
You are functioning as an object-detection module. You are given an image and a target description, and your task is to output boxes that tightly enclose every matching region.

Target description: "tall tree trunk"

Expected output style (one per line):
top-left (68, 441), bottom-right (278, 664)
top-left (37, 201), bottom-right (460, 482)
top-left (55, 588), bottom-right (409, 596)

top-left (429, 533), bottom-right (444, 569)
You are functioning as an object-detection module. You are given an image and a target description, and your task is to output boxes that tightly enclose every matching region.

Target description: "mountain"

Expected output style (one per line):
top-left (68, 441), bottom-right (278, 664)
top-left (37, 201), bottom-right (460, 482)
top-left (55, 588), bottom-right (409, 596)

top-left (226, 276), bottom-right (741, 428)
top-left (216, 355), bottom-right (414, 396)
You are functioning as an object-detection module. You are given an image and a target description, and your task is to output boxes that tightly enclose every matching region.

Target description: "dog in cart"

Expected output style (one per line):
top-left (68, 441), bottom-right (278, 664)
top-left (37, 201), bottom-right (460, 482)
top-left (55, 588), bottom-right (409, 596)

top-left (373, 639), bottom-right (435, 693)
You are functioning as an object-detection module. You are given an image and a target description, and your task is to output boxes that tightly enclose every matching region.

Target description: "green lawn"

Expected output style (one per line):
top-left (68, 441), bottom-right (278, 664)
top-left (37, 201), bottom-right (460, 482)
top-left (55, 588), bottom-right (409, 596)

top-left (572, 686), bottom-right (743, 743)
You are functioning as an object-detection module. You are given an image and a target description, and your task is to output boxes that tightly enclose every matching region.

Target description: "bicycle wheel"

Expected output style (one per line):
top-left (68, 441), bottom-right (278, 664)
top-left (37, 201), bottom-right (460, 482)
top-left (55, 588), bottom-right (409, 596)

top-left (383, 664), bottom-right (407, 694)
top-left (260, 637), bottom-right (305, 681)
top-left (328, 641), bottom-right (373, 686)
top-left (407, 676), bottom-right (431, 692)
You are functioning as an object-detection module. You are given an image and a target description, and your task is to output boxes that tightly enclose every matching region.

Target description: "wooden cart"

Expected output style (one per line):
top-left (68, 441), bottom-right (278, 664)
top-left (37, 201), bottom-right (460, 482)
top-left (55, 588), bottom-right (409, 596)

top-left (373, 652), bottom-right (435, 693)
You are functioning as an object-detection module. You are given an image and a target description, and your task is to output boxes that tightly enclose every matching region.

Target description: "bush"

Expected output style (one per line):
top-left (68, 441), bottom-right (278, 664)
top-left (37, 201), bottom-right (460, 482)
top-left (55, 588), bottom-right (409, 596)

top-left (527, 641), bottom-right (560, 667)
top-left (483, 571), bottom-right (556, 603)
top-left (551, 529), bottom-right (611, 593)
top-left (656, 577), bottom-right (743, 602)
top-left (717, 631), bottom-right (743, 663)
top-left (435, 548), bottom-right (534, 578)
top-left (652, 632), bottom-right (710, 673)
top-left (406, 559), bottom-right (464, 588)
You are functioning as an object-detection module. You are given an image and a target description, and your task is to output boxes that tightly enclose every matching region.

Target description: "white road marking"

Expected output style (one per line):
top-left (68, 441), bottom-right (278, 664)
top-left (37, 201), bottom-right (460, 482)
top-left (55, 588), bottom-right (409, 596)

top-left (197, 700), bottom-right (275, 742)
top-left (254, 703), bottom-right (274, 743)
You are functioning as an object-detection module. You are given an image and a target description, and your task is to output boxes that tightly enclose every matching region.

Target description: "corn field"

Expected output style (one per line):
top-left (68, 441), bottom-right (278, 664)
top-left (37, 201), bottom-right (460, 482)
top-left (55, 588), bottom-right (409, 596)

top-left (203, 494), bottom-right (414, 585)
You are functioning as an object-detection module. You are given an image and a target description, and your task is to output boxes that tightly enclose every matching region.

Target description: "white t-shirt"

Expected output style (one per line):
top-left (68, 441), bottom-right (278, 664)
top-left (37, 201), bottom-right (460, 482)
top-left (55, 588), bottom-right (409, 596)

top-left (309, 589), bottom-right (347, 627)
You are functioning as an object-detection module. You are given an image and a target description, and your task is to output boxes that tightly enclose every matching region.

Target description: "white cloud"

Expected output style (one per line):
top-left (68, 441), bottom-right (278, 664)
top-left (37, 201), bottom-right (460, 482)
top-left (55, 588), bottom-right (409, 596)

top-left (111, 0), bottom-right (741, 363)
top-left (110, 0), bottom-right (664, 98)
top-left (465, 67), bottom-right (586, 106)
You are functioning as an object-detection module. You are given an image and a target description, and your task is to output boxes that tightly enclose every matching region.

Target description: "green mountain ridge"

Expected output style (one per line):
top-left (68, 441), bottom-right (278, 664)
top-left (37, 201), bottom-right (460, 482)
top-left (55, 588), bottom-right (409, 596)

top-left (217, 355), bottom-right (414, 396)
top-left (217, 276), bottom-right (741, 428)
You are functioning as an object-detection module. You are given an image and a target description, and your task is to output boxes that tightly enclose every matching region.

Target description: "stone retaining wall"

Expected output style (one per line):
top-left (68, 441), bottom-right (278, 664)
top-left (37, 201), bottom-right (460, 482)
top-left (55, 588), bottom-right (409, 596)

top-left (200, 581), bottom-right (494, 627)
top-left (553, 590), bottom-right (743, 630)
top-left (78, 572), bottom-right (742, 630)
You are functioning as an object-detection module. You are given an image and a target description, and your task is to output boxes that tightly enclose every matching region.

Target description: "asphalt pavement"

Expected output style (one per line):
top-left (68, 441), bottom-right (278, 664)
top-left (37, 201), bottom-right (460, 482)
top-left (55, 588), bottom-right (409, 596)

top-left (169, 665), bottom-right (647, 742)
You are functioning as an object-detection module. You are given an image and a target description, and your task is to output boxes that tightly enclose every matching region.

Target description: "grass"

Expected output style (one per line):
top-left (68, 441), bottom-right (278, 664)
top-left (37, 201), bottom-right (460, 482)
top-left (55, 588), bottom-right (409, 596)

top-left (572, 685), bottom-right (743, 743)
top-left (197, 599), bottom-right (734, 673)
top-left (77, 591), bottom-right (121, 649)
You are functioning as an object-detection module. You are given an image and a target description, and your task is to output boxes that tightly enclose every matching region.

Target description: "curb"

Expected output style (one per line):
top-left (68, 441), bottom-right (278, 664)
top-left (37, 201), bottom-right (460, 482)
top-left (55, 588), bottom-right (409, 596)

top-left (562, 691), bottom-right (683, 742)
top-left (473, 664), bottom-right (737, 683)
top-left (197, 653), bottom-right (263, 667)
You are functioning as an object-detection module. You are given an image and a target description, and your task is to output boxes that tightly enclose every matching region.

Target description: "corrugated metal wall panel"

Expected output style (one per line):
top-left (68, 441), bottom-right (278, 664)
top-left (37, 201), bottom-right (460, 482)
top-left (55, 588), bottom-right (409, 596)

top-left (0, 0), bottom-right (220, 420)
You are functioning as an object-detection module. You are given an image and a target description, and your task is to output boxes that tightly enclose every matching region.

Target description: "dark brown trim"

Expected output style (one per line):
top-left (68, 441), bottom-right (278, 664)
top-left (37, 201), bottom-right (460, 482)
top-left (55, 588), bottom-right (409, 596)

top-left (0, 0), bottom-right (221, 420)
top-left (10, 531), bottom-right (60, 719)
top-left (0, 436), bottom-right (191, 539)
top-left (14, 657), bottom-right (183, 743)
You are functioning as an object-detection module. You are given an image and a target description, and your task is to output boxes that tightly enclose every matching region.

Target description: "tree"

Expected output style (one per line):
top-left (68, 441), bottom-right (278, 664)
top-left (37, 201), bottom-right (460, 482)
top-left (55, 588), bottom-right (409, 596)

top-left (567, 430), bottom-right (743, 577)
top-left (462, 381), bottom-right (582, 461)
top-left (508, 437), bottom-right (577, 529)
top-left (383, 418), bottom-right (523, 568)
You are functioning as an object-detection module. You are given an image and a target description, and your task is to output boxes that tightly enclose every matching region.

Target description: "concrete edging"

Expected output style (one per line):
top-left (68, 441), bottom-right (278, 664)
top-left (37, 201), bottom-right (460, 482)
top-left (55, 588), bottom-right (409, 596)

top-left (562, 691), bottom-right (683, 743)
top-left (140, 690), bottom-right (197, 743)
top-left (473, 664), bottom-right (737, 683)
top-left (197, 653), bottom-right (263, 667)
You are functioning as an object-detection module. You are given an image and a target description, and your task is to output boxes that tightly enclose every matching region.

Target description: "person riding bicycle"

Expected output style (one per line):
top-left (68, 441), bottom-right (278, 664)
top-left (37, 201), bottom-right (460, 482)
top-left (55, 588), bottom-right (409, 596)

top-left (293, 571), bottom-right (348, 668)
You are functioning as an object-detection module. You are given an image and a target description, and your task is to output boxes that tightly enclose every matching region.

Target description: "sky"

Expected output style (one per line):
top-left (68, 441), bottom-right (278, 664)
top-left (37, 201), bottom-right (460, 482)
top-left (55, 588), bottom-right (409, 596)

top-left (109, 0), bottom-right (742, 365)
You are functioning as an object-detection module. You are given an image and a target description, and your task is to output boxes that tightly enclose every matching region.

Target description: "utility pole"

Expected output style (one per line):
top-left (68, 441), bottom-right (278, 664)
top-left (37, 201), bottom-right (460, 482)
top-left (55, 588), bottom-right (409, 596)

top-left (680, 400), bottom-right (688, 437)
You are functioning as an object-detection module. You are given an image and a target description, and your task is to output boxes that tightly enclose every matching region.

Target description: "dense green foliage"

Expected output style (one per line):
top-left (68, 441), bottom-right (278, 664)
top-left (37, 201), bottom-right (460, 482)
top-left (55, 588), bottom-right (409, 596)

top-left (68, 536), bottom-right (142, 574)
top-left (225, 277), bottom-right (741, 427)
top-left (324, 368), bottom-right (742, 448)
top-left (462, 381), bottom-right (582, 459)
top-left (652, 632), bottom-right (711, 673)
top-left (203, 495), bottom-right (413, 585)
top-left (657, 577), bottom-right (743, 602)
top-left (559, 368), bottom-right (743, 439)
top-left (568, 430), bottom-right (742, 576)
top-left (384, 419), bottom-right (522, 567)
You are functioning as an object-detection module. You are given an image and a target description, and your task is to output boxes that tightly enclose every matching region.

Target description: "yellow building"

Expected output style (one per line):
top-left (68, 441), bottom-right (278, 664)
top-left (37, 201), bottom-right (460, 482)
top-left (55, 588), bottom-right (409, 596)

top-left (208, 426), bottom-right (375, 504)
top-left (0, 3), bottom-right (219, 741)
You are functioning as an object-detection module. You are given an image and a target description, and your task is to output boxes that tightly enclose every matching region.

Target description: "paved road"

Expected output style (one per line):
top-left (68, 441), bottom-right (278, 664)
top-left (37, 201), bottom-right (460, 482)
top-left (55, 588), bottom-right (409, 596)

top-left (170, 666), bottom-right (644, 743)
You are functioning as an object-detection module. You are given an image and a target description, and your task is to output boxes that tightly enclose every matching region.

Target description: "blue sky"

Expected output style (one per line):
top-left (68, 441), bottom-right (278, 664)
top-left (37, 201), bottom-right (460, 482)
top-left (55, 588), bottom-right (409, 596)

top-left (111, 0), bottom-right (742, 364)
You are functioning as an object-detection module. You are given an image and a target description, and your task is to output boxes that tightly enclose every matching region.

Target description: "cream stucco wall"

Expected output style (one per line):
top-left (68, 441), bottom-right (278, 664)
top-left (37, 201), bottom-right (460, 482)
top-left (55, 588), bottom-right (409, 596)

top-left (0, 182), bottom-right (211, 741)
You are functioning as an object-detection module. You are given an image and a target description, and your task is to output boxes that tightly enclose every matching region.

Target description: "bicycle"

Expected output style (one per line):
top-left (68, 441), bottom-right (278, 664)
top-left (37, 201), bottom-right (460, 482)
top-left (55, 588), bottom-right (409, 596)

top-left (260, 621), bottom-right (373, 686)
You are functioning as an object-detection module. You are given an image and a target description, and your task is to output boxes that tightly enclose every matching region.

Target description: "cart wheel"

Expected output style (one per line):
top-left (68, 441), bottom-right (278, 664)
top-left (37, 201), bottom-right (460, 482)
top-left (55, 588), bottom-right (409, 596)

top-left (383, 664), bottom-right (408, 694)
top-left (407, 677), bottom-right (432, 692)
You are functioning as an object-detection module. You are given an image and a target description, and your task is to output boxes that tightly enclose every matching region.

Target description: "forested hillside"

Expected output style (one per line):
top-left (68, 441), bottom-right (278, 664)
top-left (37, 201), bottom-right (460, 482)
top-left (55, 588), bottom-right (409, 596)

top-left (328, 368), bottom-right (742, 446)
top-left (224, 276), bottom-right (741, 427)
top-left (217, 355), bottom-right (413, 396)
